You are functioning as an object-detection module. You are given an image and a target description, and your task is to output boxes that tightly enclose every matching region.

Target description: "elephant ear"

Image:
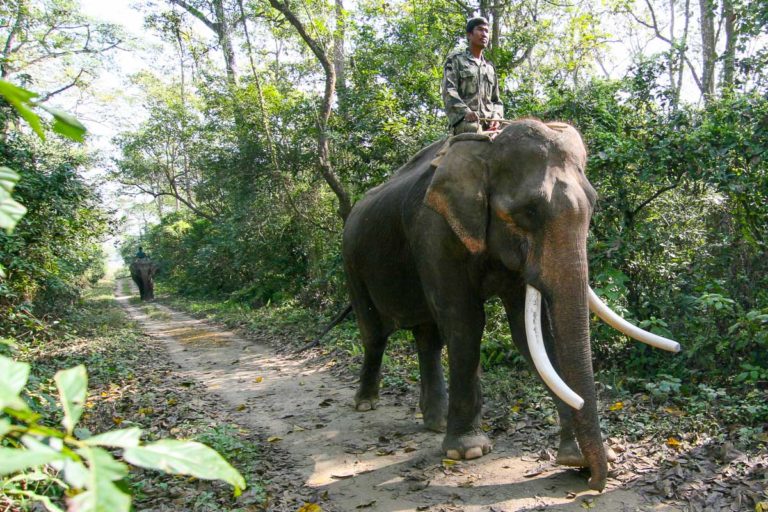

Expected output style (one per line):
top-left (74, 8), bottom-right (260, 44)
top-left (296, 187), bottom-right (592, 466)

top-left (424, 149), bottom-right (488, 254)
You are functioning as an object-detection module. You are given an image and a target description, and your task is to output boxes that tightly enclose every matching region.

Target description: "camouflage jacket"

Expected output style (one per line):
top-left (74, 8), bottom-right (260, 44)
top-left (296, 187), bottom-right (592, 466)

top-left (442, 49), bottom-right (504, 127)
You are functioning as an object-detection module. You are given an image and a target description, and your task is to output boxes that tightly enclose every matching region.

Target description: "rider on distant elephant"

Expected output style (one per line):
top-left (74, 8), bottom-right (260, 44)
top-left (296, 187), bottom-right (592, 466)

top-left (442, 17), bottom-right (504, 135)
top-left (136, 246), bottom-right (147, 259)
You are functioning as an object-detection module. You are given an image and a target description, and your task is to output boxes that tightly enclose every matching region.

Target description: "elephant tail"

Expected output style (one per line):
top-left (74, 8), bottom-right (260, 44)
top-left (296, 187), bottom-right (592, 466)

top-left (295, 304), bottom-right (353, 353)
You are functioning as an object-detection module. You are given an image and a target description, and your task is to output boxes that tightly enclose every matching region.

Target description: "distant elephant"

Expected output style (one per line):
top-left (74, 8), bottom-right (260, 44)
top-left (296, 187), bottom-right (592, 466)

top-left (129, 258), bottom-right (158, 301)
top-left (342, 119), bottom-right (679, 491)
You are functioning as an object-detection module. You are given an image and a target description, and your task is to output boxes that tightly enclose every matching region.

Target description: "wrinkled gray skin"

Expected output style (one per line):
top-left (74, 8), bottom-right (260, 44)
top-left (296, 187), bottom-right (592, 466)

top-left (342, 119), bottom-right (608, 491)
top-left (129, 259), bottom-right (158, 301)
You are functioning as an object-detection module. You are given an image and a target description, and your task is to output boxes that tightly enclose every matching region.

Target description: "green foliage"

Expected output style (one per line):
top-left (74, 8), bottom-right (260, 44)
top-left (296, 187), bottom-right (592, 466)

top-left (0, 166), bottom-right (27, 234)
top-left (0, 139), bottom-right (109, 320)
top-left (0, 78), bottom-right (88, 236)
top-left (0, 79), bottom-right (106, 341)
top-left (0, 355), bottom-right (245, 511)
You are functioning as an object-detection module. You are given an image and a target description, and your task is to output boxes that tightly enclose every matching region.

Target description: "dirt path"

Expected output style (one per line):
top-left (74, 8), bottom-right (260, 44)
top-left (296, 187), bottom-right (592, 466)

top-left (116, 281), bottom-right (679, 511)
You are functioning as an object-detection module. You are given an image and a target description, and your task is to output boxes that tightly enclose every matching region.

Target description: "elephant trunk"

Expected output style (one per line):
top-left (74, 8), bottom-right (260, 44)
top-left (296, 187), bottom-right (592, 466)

top-left (548, 260), bottom-right (607, 491)
top-left (533, 210), bottom-right (606, 490)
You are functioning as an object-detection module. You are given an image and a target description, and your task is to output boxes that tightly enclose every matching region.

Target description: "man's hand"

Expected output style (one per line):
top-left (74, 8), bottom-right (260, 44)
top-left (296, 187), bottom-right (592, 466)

top-left (488, 120), bottom-right (500, 131)
top-left (464, 111), bottom-right (479, 122)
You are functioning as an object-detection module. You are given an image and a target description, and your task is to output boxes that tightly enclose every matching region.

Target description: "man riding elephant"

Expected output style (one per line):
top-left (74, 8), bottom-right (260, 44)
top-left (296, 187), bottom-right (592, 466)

top-left (130, 255), bottom-right (158, 301)
top-left (442, 17), bottom-right (504, 135)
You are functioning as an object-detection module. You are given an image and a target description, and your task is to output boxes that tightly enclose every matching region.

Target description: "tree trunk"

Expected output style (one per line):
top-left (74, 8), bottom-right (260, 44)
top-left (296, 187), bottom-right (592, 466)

top-left (721, 0), bottom-right (736, 91)
top-left (1, 0), bottom-right (25, 78)
top-left (334, 0), bottom-right (346, 93)
top-left (698, 0), bottom-right (717, 99)
top-left (211, 0), bottom-right (238, 85)
top-left (491, 11), bottom-right (500, 52)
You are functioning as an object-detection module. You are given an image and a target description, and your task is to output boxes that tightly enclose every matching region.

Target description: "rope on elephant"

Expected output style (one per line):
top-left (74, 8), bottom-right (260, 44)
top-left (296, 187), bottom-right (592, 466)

top-left (478, 117), bottom-right (515, 124)
top-left (479, 118), bottom-right (574, 133)
top-left (450, 132), bottom-right (495, 144)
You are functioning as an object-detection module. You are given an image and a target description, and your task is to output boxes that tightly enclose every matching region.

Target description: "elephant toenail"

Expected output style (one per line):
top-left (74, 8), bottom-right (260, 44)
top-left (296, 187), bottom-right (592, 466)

top-left (446, 449), bottom-right (461, 460)
top-left (356, 402), bottom-right (371, 411)
top-left (464, 447), bottom-right (483, 459)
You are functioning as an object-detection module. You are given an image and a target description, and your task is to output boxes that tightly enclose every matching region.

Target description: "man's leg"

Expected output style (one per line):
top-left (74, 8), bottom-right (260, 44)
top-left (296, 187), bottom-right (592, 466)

top-left (453, 120), bottom-right (481, 135)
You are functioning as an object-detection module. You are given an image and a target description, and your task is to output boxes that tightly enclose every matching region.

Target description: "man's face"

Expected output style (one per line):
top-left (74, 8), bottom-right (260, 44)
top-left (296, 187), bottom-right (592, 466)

top-left (467, 23), bottom-right (489, 48)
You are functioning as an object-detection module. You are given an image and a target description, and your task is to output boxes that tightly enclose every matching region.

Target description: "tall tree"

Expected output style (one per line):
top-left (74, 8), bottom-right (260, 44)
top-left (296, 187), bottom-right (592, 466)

top-left (267, 0), bottom-right (352, 222)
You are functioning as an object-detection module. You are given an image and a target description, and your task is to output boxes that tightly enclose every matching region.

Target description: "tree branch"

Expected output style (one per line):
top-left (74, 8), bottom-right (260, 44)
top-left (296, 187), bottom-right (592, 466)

top-left (628, 3), bottom-right (703, 90)
top-left (38, 69), bottom-right (86, 102)
top-left (123, 180), bottom-right (217, 222)
top-left (168, 0), bottom-right (218, 32)
top-left (630, 174), bottom-right (684, 220)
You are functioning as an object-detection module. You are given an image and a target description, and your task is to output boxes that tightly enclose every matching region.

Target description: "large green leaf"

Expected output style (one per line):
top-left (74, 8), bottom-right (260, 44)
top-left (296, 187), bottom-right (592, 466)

top-left (0, 80), bottom-right (44, 140)
top-left (69, 447), bottom-right (130, 512)
top-left (54, 365), bottom-right (87, 434)
top-left (0, 196), bottom-right (27, 232)
top-left (0, 356), bottom-right (31, 411)
top-left (124, 440), bottom-right (246, 492)
top-left (0, 167), bottom-right (26, 233)
top-left (82, 427), bottom-right (142, 449)
top-left (0, 447), bottom-right (67, 476)
top-left (40, 105), bottom-right (87, 142)
top-left (0, 167), bottom-right (20, 194)
top-left (61, 459), bottom-right (90, 489)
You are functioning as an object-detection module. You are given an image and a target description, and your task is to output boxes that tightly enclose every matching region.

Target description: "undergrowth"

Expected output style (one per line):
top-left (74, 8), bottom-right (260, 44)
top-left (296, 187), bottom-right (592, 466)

top-left (0, 278), bottom-right (268, 512)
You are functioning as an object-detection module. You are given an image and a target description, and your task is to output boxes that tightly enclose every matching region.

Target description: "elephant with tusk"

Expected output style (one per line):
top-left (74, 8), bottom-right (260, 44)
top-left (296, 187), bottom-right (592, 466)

top-left (341, 118), bottom-right (680, 491)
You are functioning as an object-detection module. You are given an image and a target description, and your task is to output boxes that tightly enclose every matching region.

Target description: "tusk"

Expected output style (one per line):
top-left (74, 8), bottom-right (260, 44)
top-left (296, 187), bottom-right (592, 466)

top-left (525, 285), bottom-right (585, 410)
top-left (588, 288), bottom-right (681, 353)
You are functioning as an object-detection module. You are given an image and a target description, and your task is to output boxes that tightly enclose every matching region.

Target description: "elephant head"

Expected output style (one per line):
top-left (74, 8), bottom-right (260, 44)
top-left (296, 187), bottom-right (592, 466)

top-left (425, 119), bottom-right (678, 490)
top-left (129, 258), bottom-right (158, 301)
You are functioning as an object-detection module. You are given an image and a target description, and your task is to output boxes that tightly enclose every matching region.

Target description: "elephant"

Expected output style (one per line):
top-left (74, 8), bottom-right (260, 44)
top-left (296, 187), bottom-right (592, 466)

top-left (129, 258), bottom-right (158, 301)
top-left (341, 119), bottom-right (679, 491)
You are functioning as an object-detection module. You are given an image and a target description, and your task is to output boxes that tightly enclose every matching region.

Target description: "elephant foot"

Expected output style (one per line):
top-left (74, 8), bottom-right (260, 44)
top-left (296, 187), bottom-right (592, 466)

top-left (354, 395), bottom-right (379, 412)
top-left (588, 474), bottom-right (607, 492)
top-left (556, 439), bottom-right (617, 467)
top-left (442, 432), bottom-right (492, 460)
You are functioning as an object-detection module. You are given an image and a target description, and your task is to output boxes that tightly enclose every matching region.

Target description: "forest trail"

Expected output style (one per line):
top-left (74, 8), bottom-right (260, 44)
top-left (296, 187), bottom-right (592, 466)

top-left (116, 280), bottom-right (679, 512)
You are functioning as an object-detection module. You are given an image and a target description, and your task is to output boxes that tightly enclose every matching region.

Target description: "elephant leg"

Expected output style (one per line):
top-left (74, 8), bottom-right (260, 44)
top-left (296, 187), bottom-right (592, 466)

top-left (438, 301), bottom-right (491, 460)
top-left (501, 292), bottom-right (616, 467)
top-left (349, 282), bottom-right (390, 412)
top-left (412, 323), bottom-right (447, 432)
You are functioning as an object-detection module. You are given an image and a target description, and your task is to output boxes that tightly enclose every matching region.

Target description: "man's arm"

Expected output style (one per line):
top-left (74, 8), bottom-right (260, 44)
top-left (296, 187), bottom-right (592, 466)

top-left (442, 55), bottom-right (473, 126)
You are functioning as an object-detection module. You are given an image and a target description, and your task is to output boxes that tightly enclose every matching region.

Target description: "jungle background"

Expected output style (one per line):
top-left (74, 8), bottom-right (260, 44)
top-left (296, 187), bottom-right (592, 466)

top-left (0, 0), bottom-right (766, 510)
